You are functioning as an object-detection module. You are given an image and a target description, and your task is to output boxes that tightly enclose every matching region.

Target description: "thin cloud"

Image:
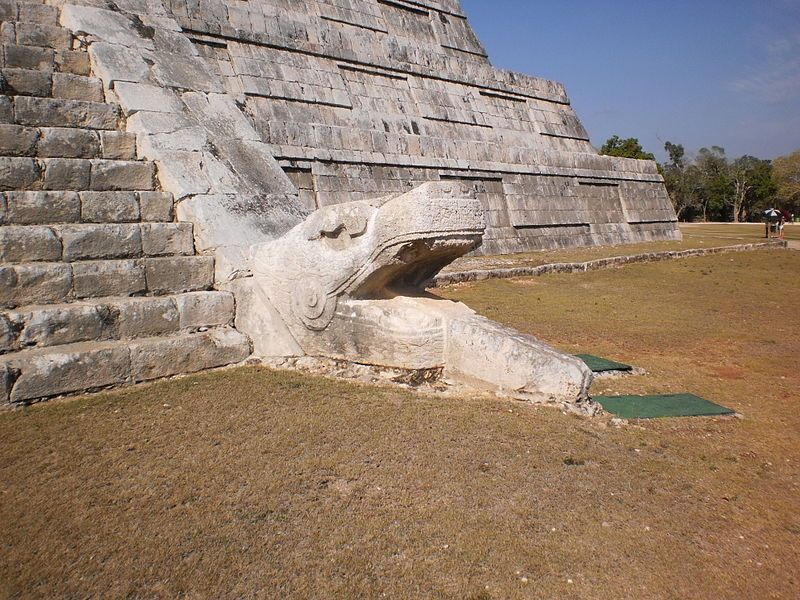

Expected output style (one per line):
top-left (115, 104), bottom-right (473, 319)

top-left (729, 30), bottom-right (800, 104)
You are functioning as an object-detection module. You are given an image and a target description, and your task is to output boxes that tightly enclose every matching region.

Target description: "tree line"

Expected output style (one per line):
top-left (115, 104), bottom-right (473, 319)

top-left (600, 136), bottom-right (800, 222)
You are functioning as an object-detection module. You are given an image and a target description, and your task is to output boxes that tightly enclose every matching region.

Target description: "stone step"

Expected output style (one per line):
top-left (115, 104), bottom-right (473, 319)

top-left (0, 124), bottom-right (137, 159)
top-left (1, 190), bottom-right (173, 224)
top-left (10, 2), bottom-right (60, 27)
top-left (0, 157), bottom-right (155, 191)
top-left (0, 326), bottom-right (251, 404)
top-left (9, 96), bottom-right (120, 129)
top-left (0, 222), bottom-right (194, 263)
top-left (8, 20), bottom-right (72, 50)
top-left (0, 256), bottom-right (215, 308)
top-left (0, 43), bottom-right (91, 76)
top-left (1, 67), bottom-right (104, 101)
top-left (0, 291), bottom-right (236, 353)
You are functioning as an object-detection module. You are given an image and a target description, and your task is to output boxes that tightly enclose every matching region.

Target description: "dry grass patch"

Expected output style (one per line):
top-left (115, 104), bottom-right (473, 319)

top-left (682, 222), bottom-right (800, 243)
top-left (2, 249), bottom-right (799, 599)
top-left (443, 222), bottom-right (792, 274)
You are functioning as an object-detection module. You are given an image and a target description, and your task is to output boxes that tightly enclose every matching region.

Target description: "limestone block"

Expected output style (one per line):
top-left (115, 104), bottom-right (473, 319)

top-left (181, 92), bottom-right (259, 141)
top-left (0, 157), bottom-right (41, 190)
top-left (125, 110), bottom-right (193, 136)
top-left (4, 45), bottom-right (54, 71)
top-left (87, 42), bottom-right (150, 84)
top-left (112, 0), bottom-right (172, 17)
top-left (174, 291), bottom-right (234, 329)
top-left (0, 263), bottom-right (72, 308)
top-left (1, 67), bottom-right (52, 96)
top-left (5, 190), bottom-right (81, 224)
top-left (59, 223), bottom-right (142, 260)
top-left (0, 314), bottom-right (15, 353)
top-left (37, 127), bottom-right (100, 158)
top-left (14, 23), bottom-right (72, 50)
top-left (113, 81), bottom-right (183, 115)
top-left (151, 27), bottom-right (197, 56)
top-left (0, 0), bottom-right (16, 21)
top-left (5, 341), bottom-right (131, 403)
top-left (0, 96), bottom-right (12, 123)
top-left (72, 259), bottom-right (145, 298)
top-left (444, 312), bottom-right (592, 403)
top-left (0, 21), bottom-right (15, 46)
top-left (17, 4), bottom-right (60, 26)
top-left (79, 191), bottom-right (139, 222)
top-left (0, 124), bottom-right (39, 156)
top-left (136, 126), bottom-right (207, 155)
top-left (229, 277), bottom-right (309, 358)
top-left (13, 303), bottom-right (108, 349)
top-left (0, 225), bottom-right (62, 262)
top-left (137, 191), bottom-right (173, 221)
top-left (55, 49), bottom-right (91, 76)
top-left (151, 150), bottom-right (211, 198)
top-left (128, 328), bottom-right (249, 382)
top-left (199, 151), bottom-right (239, 195)
top-left (0, 362), bottom-right (11, 404)
top-left (60, 6), bottom-right (155, 50)
top-left (150, 53), bottom-right (223, 92)
top-left (140, 222), bottom-right (194, 256)
top-left (90, 160), bottom-right (154, 191)
top-left (14, 96), bottom-right (119, 129)
top-left (174, 193), bottom-right (273, 276)
top-left (99, 131), bottom-right (136, 160)
top-left (114, 296), bottom-right (180, 339)
top-left (51, 72), bottom-right (104, 102)
top-left (144, 256), bottom-right (214, 294)
top-left (209, 138), bottom-right (297, 197)
top-left (42, 157), bottom-right (91, 190)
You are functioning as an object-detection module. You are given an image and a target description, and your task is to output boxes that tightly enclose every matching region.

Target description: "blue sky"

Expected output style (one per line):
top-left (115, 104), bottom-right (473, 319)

top-left (460, 0), bottom-right (800, 162)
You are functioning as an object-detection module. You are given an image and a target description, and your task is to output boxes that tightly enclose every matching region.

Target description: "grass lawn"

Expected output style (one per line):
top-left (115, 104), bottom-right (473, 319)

top-left (443, 222), bottom-right (795, 274)
top-left (1, 248), bottom-right (799, 599)
top-left (682, 222), bottom-right (800, 243)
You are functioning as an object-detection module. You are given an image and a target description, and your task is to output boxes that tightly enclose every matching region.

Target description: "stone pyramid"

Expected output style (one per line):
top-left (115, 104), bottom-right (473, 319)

top-left (1, 0), bottom-right (678, 406)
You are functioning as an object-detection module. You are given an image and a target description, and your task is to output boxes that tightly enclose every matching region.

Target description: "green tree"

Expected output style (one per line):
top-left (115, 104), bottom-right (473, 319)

top-left (661, 141), bottom-right (698, 220)
top-left (694, 146), bottom-right (731, 221)
top-left (773, 150), bottom-right (800, 215)
top-left (599, 135), bottom-right (656, 161)
top-left (729, 156), bottom-right (776, 222)
top-left (664, 141), bottom-right (686, 169)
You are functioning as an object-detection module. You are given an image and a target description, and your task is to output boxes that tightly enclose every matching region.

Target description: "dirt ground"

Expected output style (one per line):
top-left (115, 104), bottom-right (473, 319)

top-left (1, 247), bottom-right (799, 599)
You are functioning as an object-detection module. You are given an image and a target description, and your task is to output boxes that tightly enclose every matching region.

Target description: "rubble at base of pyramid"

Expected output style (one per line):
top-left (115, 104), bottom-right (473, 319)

top-left (1, 0), bottom-right (677, 407)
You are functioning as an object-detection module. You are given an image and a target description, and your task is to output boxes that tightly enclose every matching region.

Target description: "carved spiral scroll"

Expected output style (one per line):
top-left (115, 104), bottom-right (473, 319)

top-left (293, 281), bottom-right (337, 331)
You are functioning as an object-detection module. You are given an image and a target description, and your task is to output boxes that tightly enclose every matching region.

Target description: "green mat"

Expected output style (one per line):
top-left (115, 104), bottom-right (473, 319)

top-left (576, 354), bottom-right (633, 373)
top-left (594, 393), bottom-right (735, 419)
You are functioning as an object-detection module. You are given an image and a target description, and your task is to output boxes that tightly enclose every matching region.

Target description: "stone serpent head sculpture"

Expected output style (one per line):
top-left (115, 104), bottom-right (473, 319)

top-left (239, 182), bottom-right (593, 410)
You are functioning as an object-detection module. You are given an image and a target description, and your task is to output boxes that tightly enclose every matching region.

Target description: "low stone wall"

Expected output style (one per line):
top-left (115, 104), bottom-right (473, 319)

top-left (430, 241), bottom-right (789, 286)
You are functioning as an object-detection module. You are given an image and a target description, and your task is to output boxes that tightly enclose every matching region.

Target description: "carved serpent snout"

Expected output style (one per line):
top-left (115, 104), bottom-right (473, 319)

top-left (254, 183), bottom-right (486, 335)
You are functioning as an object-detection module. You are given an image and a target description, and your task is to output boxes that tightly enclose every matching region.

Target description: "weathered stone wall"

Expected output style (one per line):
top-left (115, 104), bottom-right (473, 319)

top-left (1, 0), bottom-right (250, 406)
top-left (54, 0), bottom-right (679, 270)
top-left (161, 0), bottom-right (680, 255)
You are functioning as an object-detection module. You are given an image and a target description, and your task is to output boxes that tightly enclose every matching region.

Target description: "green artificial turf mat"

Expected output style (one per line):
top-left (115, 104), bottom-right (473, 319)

top-left (575, 354), bottom-right (633, 373)
top-left (594, 393), bottom-right (735, 419)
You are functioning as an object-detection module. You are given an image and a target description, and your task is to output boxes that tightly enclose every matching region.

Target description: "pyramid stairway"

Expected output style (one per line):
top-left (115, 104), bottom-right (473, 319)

top-left (0, 0), bottom-right (250, 405)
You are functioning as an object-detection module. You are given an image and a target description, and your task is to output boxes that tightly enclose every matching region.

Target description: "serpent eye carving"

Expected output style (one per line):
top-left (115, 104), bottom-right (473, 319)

top-left (306, 203), bottom-right (370, 242)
